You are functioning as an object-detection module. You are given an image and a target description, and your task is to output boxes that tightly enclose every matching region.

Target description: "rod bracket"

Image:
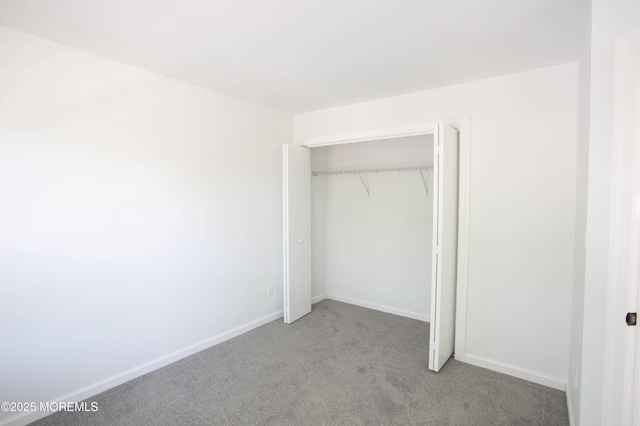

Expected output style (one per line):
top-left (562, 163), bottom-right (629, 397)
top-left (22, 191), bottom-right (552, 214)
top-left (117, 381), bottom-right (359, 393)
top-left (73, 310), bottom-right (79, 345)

top-left (419, 169), bottom-right (429, 197)
top-left (357, 172), bottom-right (370, 197)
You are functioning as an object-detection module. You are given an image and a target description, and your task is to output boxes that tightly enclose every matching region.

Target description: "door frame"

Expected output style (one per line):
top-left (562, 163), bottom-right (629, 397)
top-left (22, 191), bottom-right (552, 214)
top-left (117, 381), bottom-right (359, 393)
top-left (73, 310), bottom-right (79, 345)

top-left (601, 29), bottom-right (640, 426)
top-left (293, 118), bottom-right (471, 362)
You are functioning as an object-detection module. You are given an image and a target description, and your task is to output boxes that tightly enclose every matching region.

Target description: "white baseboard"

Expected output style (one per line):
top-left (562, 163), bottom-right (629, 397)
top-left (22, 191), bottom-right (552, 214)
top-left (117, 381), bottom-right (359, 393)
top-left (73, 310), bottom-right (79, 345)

top-left (311, 293), bottom-right (327, 304)
top-left (566, 381), bottom-right (575, 426)
top-left (464, 353), bottom-right (566, 391)
top-left (325, 293), bottom-right (430, 322)
top-left (0, 310), bottom-right (283, 426)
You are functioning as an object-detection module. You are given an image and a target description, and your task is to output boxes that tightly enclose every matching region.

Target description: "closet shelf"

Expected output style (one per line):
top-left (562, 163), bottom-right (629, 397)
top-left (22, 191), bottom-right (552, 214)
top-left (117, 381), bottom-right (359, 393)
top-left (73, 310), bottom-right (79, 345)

top-left (312, 165), bottom-right (432, 176)
top-left (312, 165), bottom-right (432, 197)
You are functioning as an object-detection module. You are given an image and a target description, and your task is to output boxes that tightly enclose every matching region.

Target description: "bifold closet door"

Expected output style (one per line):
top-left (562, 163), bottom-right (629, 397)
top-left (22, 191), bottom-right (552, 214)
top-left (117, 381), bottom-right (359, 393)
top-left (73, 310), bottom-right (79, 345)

top-left (429, 123), bottom-right (460, 372)
top-left (282, 144), bottom-right (312, 324)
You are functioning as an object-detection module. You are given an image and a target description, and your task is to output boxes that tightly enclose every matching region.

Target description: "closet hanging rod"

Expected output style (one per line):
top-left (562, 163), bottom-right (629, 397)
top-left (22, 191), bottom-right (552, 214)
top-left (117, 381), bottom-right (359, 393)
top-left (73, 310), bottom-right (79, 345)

top-left (312, 165), bottom-right (432, 176)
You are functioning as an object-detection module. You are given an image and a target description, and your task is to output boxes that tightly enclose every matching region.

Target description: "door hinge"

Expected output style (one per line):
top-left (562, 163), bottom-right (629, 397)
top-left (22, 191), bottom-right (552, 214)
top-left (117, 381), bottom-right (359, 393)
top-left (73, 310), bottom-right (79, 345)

top-left (626, 312), bottom-right (637, 326)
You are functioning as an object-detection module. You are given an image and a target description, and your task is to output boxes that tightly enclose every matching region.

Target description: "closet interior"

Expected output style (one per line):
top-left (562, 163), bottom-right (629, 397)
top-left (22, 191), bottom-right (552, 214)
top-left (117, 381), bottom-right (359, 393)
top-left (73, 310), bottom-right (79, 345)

top-left (309, 135), bottom-right (435, 320)
top-left (283, 123), bottom-right (460, 371)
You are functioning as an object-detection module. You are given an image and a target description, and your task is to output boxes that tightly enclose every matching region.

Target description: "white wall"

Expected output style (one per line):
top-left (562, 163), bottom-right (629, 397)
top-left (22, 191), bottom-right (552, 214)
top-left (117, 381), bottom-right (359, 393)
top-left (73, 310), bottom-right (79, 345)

top-left (295, 63), bottom-right (578, 387)
top-left (311, 136), bottom-right (433, 320)
top-left (577, 1), bottom-right (640, 424)
top-left (0, 26), bottom-right (290, 425)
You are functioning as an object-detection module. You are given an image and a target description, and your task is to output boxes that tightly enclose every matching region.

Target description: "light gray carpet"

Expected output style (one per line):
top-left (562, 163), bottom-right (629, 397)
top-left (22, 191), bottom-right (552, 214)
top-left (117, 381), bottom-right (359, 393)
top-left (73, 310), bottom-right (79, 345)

top-left (32, 300), bottom-right (568, 425)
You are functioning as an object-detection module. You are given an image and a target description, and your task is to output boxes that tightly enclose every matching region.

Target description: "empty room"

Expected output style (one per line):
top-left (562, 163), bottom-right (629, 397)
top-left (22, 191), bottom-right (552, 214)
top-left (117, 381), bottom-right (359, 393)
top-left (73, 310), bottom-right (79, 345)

top-left (1, 1), bottom-right (640, 425)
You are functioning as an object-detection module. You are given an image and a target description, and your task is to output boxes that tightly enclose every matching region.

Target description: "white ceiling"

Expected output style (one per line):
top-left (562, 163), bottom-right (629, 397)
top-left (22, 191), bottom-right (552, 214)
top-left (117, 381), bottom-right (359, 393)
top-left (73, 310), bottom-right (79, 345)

top-left (0, 0), bottom-right (588, 113)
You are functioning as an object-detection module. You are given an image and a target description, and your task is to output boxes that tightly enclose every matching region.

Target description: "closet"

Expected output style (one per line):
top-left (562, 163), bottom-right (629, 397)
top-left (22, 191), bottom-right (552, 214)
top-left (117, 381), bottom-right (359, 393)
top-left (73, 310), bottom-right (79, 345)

top-left (283, 123), bottom-right (459, 372)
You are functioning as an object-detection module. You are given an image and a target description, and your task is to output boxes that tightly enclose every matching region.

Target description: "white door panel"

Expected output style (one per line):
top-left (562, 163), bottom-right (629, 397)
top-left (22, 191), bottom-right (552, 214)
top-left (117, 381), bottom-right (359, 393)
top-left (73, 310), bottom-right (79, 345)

top-left (283, 144), bottom-right (312, 324)
top-left (429, 123), bottom-right (459, 372)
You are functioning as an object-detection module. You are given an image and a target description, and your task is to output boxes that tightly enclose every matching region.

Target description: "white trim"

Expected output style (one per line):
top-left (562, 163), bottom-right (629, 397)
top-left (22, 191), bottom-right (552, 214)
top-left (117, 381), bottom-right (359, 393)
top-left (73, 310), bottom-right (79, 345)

top-left (464, 353), bottom-right (566, 391)
top-left (326, 293), bottom-right (430, 322)
top-left (0, 310), bottom-right (283, 426)
top-left (454, 119), bottom-right (471, 363)
top-left (294, 122), bottom-right (437, 147)
top-left (311, 293), bottom-right (327, 304)
top-left (283, 145), bottom-right (290, 323)
top-left (566, 382), bottom-right (576, 426)
top-left (602, 28), bottom-right (640, 426)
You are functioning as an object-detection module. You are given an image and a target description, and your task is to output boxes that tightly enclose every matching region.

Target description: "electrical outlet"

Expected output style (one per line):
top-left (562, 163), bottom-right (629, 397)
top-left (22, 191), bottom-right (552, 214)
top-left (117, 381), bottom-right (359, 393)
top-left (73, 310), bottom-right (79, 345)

top-left (267, 285), bottom-right (274, 297)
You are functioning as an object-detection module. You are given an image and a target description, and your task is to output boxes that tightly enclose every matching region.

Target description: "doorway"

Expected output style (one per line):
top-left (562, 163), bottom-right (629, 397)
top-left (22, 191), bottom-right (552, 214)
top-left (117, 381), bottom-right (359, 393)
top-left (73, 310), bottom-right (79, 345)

top-left (283, 122), bottom-right (465, 372)
top-left (311, 135), bottom-right (434, 320)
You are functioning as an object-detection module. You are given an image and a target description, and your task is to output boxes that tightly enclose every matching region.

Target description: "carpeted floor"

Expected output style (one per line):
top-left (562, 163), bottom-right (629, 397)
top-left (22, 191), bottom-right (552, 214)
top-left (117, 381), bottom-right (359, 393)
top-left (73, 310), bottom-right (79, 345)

top-left (33, 300), bottom-right (569, 425)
